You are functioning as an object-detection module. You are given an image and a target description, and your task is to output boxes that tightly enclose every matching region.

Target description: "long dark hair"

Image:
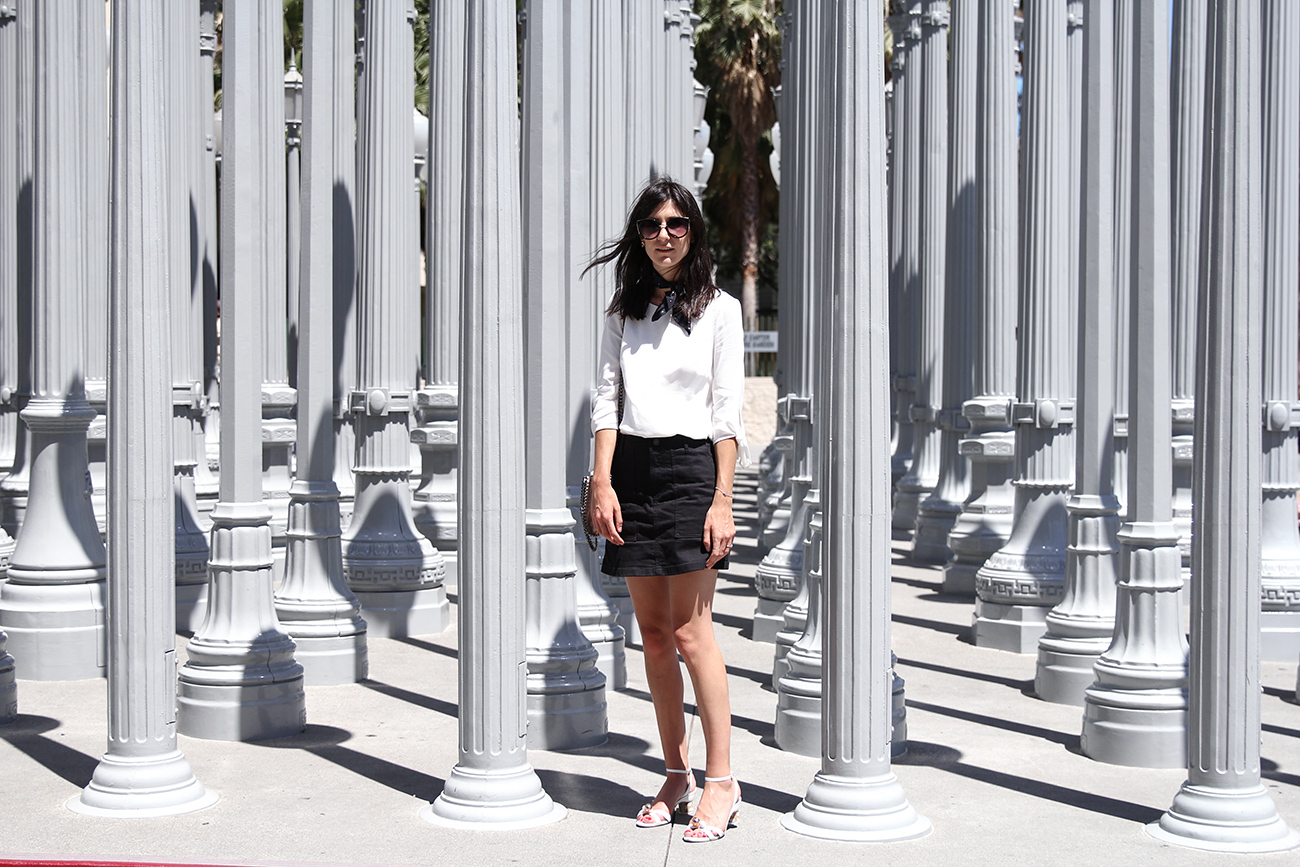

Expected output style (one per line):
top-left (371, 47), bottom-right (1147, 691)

top-left (583, 177), bottom-right (717, 322)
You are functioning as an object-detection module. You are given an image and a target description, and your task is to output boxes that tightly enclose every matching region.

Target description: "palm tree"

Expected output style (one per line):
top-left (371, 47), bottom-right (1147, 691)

top-left (695, 0), bottom-right (782, 337)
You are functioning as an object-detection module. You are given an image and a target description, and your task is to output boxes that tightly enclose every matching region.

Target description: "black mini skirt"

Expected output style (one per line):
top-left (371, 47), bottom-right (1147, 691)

top-left (601, 434), bottom-right (729, 577)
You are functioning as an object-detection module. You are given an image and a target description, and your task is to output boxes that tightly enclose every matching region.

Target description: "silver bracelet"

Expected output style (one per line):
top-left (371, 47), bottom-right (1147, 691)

top-left (715, 487), bottom-right (732, 499)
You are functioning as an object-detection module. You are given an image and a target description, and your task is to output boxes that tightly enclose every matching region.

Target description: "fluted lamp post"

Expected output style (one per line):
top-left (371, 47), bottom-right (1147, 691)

top-left (423, 0), bottom-right (563, 830)
top-left (0, 0), bottom-right (109, 681)
top-left (783, 0), bottom-right (928, 843)
top-left (70, 0), bottom-right (216, 816)
top-left (1148, 0), bottom-right (1299, 851)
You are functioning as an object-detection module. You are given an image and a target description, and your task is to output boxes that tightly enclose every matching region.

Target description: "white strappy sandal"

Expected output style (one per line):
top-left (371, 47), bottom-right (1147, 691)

top-left (635, 767), bottom-right (696, 828)
top-left (682, 774), bottom-right (741, 843)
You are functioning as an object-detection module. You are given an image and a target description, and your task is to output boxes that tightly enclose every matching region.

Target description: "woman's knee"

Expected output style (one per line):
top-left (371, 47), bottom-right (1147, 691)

top-left (672, 620), bottom-right (716, 667)
top-left (638, 621), bottom-right (677, 660)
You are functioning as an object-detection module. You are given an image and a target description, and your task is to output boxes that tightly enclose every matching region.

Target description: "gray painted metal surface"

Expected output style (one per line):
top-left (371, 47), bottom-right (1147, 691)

top-left (330, 0), bottom-right (357, 518)
top-left (782, 0), bottom-right (927, 843)
top-left (0, 0), bottom-right (34, 554)
top-left (176, 0), bottom-right (306, 743)
top-left (0, 2), bottom-right (18, 489)
top-left (1035, 0), bottom-right (1120, 708)
top-left (1109, 0), bottom-right (1132, 521)
top-left (944, 0), bottom-right (1017, 596)
top-left (915, 0), bottom-right (973, 565)
top-left (423, 0), bottom-right (563, 830)
top-left (1148, 0), bottom-right (1299, 851)
top-left (412, 0), bottom-right (464, 587)
top-left (519, 0), bottom-right (607, 751)
top-left (1257, 0), bottom-right (1300, 663)
top-left (170, 0), bottom-right (212, 636)
top-left (70, 0), bottom-right (214, 815)
top-left (273, 0), bottom-right (369, 687)
top-left (0, 0), bottom-right (109, 681)
top-left (888, 1), bottom-right (918, 508)
top-left (571, 0), bottom-right (627, 692)
top-left (341, 0), bottom-right (448, 639)
top-left (1169, 0), bottom-right (1205, 573)
top-left (901, 0), bottom-right (948, 557)
top-left (1081, 0), bottom-right (1187, 768)
top-left (973, 0), bottom-right (1075, 654)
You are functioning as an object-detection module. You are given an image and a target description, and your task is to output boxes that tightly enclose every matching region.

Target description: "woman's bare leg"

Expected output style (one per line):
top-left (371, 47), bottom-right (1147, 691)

top-left (627, 575), bottom-right (693, 816)
top-left (668, 569), bottom-right (739, 831)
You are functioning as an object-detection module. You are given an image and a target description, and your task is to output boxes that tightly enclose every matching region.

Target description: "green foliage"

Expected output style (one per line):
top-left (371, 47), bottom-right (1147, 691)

top-left (693, 0), bottom-right (782, 303)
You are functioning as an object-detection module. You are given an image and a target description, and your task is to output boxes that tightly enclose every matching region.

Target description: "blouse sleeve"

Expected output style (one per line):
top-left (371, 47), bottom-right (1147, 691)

top-left (591, 312), bottom-right (624, 434)
top-left (711, 294), bottom-right (751, 467)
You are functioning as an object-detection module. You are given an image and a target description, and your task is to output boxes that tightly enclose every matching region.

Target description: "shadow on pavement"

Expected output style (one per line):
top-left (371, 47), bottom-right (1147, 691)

top-left (0, 714), bottom-right (97, 789)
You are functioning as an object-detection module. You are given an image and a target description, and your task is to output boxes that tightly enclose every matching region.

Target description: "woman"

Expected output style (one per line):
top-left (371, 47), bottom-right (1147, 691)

top-left (587, 178), bottom-right (748, 843)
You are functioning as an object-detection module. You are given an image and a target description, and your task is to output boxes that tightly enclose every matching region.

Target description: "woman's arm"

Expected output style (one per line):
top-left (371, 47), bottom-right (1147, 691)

top-left (591, 430), bottom-right (623, 546)
top-left (703, 436), bottom-right (738, 568)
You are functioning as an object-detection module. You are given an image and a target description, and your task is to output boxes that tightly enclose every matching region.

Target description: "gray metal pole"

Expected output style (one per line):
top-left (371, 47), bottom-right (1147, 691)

top-left (71, 0), bottom-right (216, 815)
top-left (168, 0), bottom-right (212, 636)
top-left (903, 0), bottom-right (948, 556)
top-left (519, 0), bottom-right (607, 750)
top-left (273, 0), bottom-right (369, 687)
top-left (571, 0), bottom-right (628, 691)
top-left (176, 0), bottom-right (306, 742)
top-left (972, 0), bottom-right (1075, 654)
top-left (1169, 0), bottom-right (1205, 577)
top-left (1109, 0), bottom-right (1132, 521)
top-left (412, 1), bottom-right (464, 588)
top-left (194, 0), bottom-right (221, 515)
top-left (1081, 0), bottom-right (1187, 767)
top-left (0, 0), bottom-right (34, 556)
top-left (1149, 0), bottom-right (1299, 852)
top-left (782, 0), bottom-right (928, 842)
top-left (0, 0), bottom-right (109, 681)
top-left (83, 0), bottom-right (109, 539)
top-left (331, 0), bottom-right (357, 518)
top-left (0, 4), bottom-right (10, 712)
top-left (423, 0), bottom-right (564, 829)
top-left (1034, 0), bottom-right (1120, 708)
top-left (944, 0), bottom-right (1018, 595)
top-left (0, 4), bottom-right (18, 488)
top-left (916, 0), bottom-right (975, 564)
top-left (341, 0), bottom-right (449, 638)
top-left (1257, 0), bottom-right (1300, 663)
top-left (888, 1), bottom-right (918, 504)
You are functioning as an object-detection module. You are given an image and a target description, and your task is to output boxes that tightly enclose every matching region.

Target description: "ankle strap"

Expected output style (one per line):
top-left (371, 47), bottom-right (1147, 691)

top-left (666, 767), bottom-right (691, 775)
top-left (704, 774), bottom-right (733, 783)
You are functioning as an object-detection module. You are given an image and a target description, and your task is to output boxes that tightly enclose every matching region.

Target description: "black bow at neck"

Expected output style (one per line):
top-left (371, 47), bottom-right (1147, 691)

top-left (650, 275), bottom-right (692, 335)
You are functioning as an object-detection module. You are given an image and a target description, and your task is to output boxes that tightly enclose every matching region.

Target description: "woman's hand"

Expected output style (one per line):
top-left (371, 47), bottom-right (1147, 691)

top-left (702, 491), bottom-right (735, 569)
top-left (591, 477), bottom-right (624, 546)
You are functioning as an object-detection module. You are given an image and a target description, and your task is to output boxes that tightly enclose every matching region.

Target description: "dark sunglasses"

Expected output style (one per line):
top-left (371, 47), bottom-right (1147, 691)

top-left (637, 217), bottom-right (691, 240)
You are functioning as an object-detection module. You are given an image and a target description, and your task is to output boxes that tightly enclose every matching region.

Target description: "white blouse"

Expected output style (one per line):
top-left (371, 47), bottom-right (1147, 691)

top-left (592, 289), bottom-right (750, 466)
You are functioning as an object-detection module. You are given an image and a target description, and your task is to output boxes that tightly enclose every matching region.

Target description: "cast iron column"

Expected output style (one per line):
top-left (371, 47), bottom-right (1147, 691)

top-left (168, 0), bottom-right (212, 635)
top-left (412, 1), bottom-right (464, 588)
top-left (894, 0), bottom-right (945, 537)
top-left (1109, 0), bottom-right (1132, 519)
top-left (423, 0), bottom-right (564, 829)
top-left (572, 0), bottom-right (628, 690)
top-left (330, 0), bottom-right (357, 519)
top-left (1256, 0), bottom-right (1300, 663)
top-left (888, 1), bottom-right (918, 504)
top-left (70, 0), bottom-right (216, 815)
top-left (0, 0), bottom-right (13, 713)
top-left (273, 0), bottom-right (369, 686)
top-left (519, 0), bottom-right (608, 749)
top-left (1169, 0), bottom-right (1206, 576)
top-left (341, 0), bottom-right (449, 638)
top-left (1148, 0), bottom-right (1299, 851)
top-left (1034, 0), bottom-right (1119, 708)
top-left (176, 0), bottom-right (307, 742)
top-left (943, 0), bottom-right (1018, 595)
top-left (915, 0), bottom-right (975, 564)
top-left (1080, 0), bottom-right (1187, 767)
top-left (972, 0), bottom-right (1075, 653)
top-left (782, 0), bottom-right (929, 843)
top-left (0, 0), bottom-right (109, 680)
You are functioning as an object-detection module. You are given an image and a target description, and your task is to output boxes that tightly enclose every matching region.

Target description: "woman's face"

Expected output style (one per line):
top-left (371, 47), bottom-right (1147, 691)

top-left (640, 200), bottom-right (692, 282)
